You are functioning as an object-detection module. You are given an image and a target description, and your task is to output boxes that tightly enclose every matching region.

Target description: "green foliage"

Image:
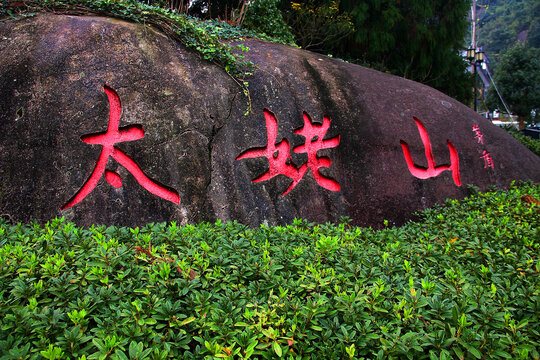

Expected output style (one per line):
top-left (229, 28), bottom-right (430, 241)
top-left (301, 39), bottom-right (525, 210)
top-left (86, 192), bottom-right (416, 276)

top-left (486, 43), bottom-right (540, 121)
top-left (243, 0), bottom-right (295, 44)
top-left (502, 126), bottom-right (540, 156)
top-left (278, 0), bottom-right (354, 52)
top-left (1, 183), bottom-right (539, 359)
top-left (278, 0), bottom-right (473, 104)
top-left (0, 0), bottom-right (7, 17)
top-left (346, 0), bottom-right (473, 104)
top-left (189, 0), bottom-right (245, 21)
top-left (476, 0), bottom-right (540, 67)
top-left (193, 17), bottom-right (292, 46)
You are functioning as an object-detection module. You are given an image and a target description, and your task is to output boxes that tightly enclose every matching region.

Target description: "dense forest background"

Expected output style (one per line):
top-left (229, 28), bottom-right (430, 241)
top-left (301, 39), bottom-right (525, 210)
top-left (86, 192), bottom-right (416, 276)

top-left (134, 0), bottom-right (537, 111)
top-left (3, 0), bottom-right (535, 118)
top-left (137, 0), bottom-right (474, 103)
top-left (476, 0), bottom-right (539, 69)
top-left (474, 0), bottom-right (539, 122)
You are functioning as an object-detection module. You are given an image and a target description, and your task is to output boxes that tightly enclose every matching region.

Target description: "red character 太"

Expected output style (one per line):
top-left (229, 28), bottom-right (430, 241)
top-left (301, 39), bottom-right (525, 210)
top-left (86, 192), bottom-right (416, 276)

top-left (62, 85), bottom-right (180, 210)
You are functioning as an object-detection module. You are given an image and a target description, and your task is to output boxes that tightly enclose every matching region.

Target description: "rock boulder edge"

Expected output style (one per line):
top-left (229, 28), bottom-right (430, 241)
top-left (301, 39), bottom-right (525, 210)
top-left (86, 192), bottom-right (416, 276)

top-left (1, 14), bottom-right (539, 227)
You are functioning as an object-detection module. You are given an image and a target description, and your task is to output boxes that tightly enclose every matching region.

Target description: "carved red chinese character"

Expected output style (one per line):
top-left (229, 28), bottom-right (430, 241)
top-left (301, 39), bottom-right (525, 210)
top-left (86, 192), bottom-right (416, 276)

top-left (293, 111), bottom-right (341, 192)
top-left (481, 150), bottom-right (494, 168)
top-left (472, 124), bottom-right (484, 144)
top-left (400, 117), bottom-right (461, 186)
top-left (236, 108), bottom-right (340, 195)
top-left (62, 85), bottom-right (180, 210)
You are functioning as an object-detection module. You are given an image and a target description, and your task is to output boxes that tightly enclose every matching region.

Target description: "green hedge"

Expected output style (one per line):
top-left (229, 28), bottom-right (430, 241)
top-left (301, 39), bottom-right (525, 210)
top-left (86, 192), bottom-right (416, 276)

top-left (505, 129), bottom-right (540, 157)
top-left (0, 182), bottom-right (539, 359)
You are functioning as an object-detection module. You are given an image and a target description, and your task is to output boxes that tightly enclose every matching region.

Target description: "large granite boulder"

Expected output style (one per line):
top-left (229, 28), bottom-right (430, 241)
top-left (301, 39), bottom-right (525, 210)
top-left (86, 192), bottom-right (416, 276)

top-left (1, 14), bottom-right (539, 227)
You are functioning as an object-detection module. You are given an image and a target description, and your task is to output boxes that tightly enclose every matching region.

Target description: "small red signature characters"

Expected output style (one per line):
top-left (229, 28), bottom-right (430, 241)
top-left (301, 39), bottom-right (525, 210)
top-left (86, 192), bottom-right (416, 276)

top-left (236, 108), bottom-right (340, 195)
top-left (62, 85), bottom-right (180, 210)
top-left (400, 117), bottom-right (461, 186)
top-left (481, 150), bottom-right (495, 168)
top-left (472, 124), bottom-right (484, 144)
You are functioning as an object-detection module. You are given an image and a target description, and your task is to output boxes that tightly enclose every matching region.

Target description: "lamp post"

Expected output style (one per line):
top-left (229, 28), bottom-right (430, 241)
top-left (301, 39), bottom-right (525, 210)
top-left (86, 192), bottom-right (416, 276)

top-left (474, 49), bottom-right (485, 112)
top-left (468, 47), bottom-right (485, 112)
top-left (469, 0), bottom-right (486, 113)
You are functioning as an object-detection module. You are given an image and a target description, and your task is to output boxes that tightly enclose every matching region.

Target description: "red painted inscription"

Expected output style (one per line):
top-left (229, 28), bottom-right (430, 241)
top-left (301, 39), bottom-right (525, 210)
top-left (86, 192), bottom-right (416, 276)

top-left (472, 125), bottom-right (484, 144)
top-left (481, 150), bottom-right (494, 168)
top-left (236, 108), bottom-right (340, 195)
top-left (62, 85), bottom-right (180, 210)
top-left (472, 124), bottom-right (495, 169)
top-left (293, 112), bottom-right (341, 192)
top-left (400, 117), bottom-right (461, 186)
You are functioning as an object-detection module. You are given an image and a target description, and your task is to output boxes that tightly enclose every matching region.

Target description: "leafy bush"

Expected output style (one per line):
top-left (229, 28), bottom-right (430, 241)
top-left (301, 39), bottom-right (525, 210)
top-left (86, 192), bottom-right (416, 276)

top-left (0, 182), bottom-right (539, 359)
top-left (503, 126), bottom-right (540, 157)
top-left (279, 0), bottom-right (354, 53)
top-left (242, 0), bottom-right (295, 45)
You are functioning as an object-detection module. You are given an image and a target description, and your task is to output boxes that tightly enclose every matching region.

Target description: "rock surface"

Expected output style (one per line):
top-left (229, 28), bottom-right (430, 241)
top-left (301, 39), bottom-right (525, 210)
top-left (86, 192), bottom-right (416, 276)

top-left (1, 14), bottom-right (539, 227)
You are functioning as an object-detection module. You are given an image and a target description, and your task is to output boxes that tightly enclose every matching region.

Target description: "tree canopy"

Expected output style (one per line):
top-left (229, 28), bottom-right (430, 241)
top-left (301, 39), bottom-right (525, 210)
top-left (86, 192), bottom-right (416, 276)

top-left (476, 0), bottom-right (540, 68)
top-left (486, 43), bottom-right (540, 124)
top-left (275, 0), bottom-right (473, 104)
top-left (129, 0), bottom-right (475, 104)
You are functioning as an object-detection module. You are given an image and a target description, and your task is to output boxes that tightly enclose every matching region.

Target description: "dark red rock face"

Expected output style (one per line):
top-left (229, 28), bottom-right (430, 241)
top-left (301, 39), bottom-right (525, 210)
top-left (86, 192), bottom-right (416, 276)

top-left (1, 15), bottom-right (539, 227)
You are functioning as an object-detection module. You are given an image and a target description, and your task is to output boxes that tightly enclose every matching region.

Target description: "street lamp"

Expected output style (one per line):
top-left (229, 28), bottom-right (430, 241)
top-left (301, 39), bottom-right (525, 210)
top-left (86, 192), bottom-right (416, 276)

top-left (467, 47), bottom-right (475, 61)
top-left (469, 47), bottom-right (485, 112)
top-left (475, 49), bottom-right (485, 63)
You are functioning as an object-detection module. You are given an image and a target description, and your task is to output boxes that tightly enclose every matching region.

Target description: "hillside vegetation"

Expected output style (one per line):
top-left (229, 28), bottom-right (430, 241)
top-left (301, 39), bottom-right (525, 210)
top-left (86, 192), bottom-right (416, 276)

top-left (476, 0), bottom-right (539, 68)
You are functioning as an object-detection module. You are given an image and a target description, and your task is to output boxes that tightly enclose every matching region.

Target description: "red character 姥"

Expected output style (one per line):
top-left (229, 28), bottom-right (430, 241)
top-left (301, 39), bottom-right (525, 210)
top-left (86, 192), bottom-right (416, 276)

top-left (236, 108), bottom-right (340, 195)
top-left (62, 85), bottom-right (180, 210)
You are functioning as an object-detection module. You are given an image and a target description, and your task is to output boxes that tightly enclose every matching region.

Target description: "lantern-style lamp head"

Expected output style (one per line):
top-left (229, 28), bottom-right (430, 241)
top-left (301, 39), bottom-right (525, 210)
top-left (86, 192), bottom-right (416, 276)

top-left (467, 47), bottom-right (475, 61)
top-left (475, 49), bottom-right (485, 63)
